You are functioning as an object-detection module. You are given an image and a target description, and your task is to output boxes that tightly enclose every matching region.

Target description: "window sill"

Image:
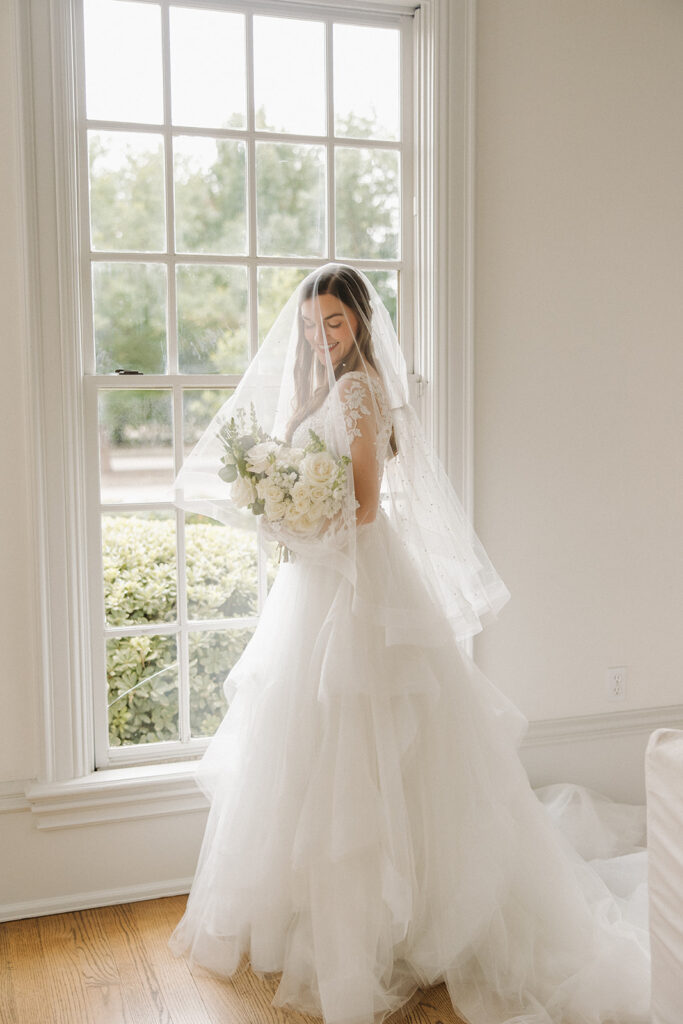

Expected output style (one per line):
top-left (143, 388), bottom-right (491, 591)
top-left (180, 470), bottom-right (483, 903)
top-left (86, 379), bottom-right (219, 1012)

top-left (24, 760), bottom-right (208, 831)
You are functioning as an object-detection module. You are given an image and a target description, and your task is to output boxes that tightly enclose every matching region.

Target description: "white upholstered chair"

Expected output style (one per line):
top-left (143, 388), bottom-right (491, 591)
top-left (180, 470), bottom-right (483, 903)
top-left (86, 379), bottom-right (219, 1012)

top-left (645, 727), bottom-right (683, 1024)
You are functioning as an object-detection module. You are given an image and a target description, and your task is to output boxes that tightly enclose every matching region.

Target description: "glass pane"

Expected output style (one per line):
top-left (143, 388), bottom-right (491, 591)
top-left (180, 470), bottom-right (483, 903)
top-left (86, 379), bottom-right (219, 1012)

top-left (84, 0), bottom-right (163, 124)
top-left (176, 264), bottom-right (249, 374)
top-left (334, 25), bottom-right (400, 141)
top-left (365, 269), bottom-right (398, 330)
top-left (183, 389), bottom-right (235, 456)
top-left (173, 137), bottom-right (247, 255)
top-left (254, 16), bottom-right (325, 135)
top-left (185, 516), bottom-right (259, 621)
top-left (170, 8), bottom-right (246, 129)
top-left (89, 131), bottom-right (165, 253)
top-left (98, 390), bottom-right (173, 503)
top-left (107, 634), bottom-right (178, 747)
top-left (257, 266), bottom-right (310, 342)
top-left (189, 628), bottom-right (254, 737)
top-left (101, 512), bottom-right (176, 626)
top-left (92, 262), bottom-right (167, 374)
top-left (256, 143), bottom-right (326, 257)
top-left (335, 147), bottom-right (400, 260)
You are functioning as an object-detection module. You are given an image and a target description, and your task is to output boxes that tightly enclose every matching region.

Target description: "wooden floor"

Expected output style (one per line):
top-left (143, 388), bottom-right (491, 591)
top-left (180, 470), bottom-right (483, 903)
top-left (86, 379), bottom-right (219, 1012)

top-left (0, 895), bottom-right (467, 1024)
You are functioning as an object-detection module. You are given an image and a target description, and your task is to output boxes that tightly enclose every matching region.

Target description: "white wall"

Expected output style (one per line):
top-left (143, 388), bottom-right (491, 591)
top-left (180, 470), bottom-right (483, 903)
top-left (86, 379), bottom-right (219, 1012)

top-left (473, 0), bottom-right (683, 724)
top-left (1, 0), bottom-right (682, 916)
top-left (0, 0), bottom-right (39, 785)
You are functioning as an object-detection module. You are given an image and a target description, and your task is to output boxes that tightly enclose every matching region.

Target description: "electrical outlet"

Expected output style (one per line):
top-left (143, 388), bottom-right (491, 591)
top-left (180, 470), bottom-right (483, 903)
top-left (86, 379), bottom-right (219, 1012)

top-left (606, 666), bottom-right (627, 702)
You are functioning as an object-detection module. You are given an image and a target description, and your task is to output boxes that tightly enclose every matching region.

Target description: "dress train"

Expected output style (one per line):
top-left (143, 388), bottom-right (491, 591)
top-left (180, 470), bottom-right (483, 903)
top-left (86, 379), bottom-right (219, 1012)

top-left (169, 510), bottom-right (650, 1024)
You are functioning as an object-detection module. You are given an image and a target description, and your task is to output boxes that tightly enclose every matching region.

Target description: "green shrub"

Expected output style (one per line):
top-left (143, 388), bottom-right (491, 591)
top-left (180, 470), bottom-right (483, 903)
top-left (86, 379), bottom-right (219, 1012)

top-left (103, 515), bottom-right (262, 746)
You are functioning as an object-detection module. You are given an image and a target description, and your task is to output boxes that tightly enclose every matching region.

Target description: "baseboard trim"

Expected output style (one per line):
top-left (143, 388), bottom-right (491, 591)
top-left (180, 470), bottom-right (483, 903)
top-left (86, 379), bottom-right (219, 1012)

top-left (0, 875), bottom-right (193, 924)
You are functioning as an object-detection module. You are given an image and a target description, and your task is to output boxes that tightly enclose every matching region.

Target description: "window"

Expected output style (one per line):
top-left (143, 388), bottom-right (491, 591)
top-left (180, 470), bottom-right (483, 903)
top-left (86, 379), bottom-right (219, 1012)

top-left (19, 0), bottom-right (474, 812)
top-left (78, 0), bottom-right (414, 768)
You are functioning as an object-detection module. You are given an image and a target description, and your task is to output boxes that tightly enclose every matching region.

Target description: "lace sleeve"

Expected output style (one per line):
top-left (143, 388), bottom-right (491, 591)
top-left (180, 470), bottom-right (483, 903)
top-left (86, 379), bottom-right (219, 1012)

top-left (335, 374), bottom-right (385, 526)
top-left (337, 375), bottom-right (374, 441)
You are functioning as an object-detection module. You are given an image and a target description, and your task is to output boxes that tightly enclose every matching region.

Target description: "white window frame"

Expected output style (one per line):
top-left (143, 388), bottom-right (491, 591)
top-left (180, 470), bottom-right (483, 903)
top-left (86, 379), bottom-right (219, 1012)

top-left (79, 0), bottom-right (415, 770)
top-left (17, 0), bottom-right (477, 827)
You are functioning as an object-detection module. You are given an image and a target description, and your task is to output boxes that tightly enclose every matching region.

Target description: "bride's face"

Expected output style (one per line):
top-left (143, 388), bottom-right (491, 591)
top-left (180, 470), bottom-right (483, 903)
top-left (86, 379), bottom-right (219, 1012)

top-left (301, 294), bottom-right (358, 368)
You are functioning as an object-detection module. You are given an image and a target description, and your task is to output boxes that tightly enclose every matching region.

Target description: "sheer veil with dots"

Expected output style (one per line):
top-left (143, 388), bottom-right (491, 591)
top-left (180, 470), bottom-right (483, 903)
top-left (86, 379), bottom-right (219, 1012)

top-left (171, 263), bottom-right (510, 642)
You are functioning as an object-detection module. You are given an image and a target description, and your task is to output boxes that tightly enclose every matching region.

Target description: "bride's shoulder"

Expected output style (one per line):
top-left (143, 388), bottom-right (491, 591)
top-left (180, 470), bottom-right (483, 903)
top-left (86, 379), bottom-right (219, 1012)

top-left (334, 371), bottom-right (390, 435)
top-left (336, 368), bottom-right (385, 400)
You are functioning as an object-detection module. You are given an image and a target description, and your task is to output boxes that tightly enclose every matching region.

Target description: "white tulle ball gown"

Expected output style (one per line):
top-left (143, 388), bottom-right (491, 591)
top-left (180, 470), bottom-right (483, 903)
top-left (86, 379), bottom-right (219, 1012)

top-left (168, 372), bottom-right (650, 1024)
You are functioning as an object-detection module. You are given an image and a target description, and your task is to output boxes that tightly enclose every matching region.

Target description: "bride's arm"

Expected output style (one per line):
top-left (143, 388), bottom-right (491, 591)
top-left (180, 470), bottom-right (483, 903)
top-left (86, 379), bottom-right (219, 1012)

top-left (349, 432), bottom-right (380, 525)
top-left (312, 432), bottom-right (378, 536)
top-left (337, 375), bottom-right (381, 526)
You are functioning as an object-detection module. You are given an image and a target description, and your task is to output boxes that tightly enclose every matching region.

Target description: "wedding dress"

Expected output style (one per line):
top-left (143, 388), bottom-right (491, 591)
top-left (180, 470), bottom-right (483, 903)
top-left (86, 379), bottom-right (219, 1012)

top-left (168, 266), bottom-right (650, 1024)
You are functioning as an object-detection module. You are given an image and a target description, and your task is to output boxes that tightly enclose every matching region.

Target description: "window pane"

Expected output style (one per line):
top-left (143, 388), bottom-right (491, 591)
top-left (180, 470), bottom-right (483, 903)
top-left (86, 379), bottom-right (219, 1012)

top-left (170, 8), bottom-right (246, 129)
top-left (88, 131), bottom-right (165, 253)
top-left (189, 628), bottom-right (254, 737)
top-left (335, 147), bottom-right (400, 259)
top-left (173, 137), bottom-right (247, 256)
top-left (257, 266), bottom-right (310, 342)
top-left (176, 264), bottom-right (249, 374)
top-left (185, 516), bottom-right (259, 621)
top-left (254, 17), bottom-right (325, 136)
top-left (92, 262), bottom-right (167, 374)
top-left (84, 0), bottom-right (163, 124)
top-left (102, 512), bottom-right (176, 626)
top-left (256, 143), bottom-right (326, 257)
top-left (183, 389), bottom-right (235, 456)
top-left (364, 269), bottom-right (398, 330)
top-left (107, 634), bottom-right (178, 747)
top-left (334, 24), bottom-right (400, 141)
top-left (98, 390), bottom-right (174, 503)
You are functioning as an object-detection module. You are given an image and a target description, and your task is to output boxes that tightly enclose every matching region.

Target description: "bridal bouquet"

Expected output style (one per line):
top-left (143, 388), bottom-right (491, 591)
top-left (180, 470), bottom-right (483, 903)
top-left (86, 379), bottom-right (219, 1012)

top-left (216, 406), bottom-right (351, 538)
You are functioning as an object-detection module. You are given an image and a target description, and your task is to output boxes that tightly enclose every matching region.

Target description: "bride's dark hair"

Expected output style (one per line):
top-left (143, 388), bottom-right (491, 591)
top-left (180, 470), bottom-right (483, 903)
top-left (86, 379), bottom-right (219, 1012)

top-left (285, 265), bottom-right (397, 455)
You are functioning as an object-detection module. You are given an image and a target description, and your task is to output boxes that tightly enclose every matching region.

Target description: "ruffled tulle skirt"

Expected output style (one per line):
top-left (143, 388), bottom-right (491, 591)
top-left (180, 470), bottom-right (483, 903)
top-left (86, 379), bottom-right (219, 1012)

top-left (168, 510), bottom-right (650, 1024)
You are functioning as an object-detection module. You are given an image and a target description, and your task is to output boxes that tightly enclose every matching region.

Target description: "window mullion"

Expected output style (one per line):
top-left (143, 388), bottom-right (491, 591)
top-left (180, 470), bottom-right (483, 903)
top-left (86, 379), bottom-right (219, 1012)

top-left (168, 0), bottom-right (191, 737)
top-left (133, 0), bottom-right (416, 24)
top-left (160, 0), bottom-right (179, 376)
top-left (245, 12), bottom-right (259, 360)
top-left (176, 520), bottom-right (191, 745)
top-left (86, 373), bottom-right (244, 389)
top-left (173, 377), bottom-right (191, 744)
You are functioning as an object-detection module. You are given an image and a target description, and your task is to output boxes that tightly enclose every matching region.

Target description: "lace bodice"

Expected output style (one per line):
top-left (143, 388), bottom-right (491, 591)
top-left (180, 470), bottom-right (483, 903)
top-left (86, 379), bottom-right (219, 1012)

top-left (291, 371), bottom-right (393, 479)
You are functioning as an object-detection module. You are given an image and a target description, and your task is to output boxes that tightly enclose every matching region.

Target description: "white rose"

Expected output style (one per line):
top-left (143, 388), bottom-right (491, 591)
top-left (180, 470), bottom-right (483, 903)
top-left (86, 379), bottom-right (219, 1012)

top-left (307, 482), bottom-right (330, 504)
top-left (231, 474), bottom-right (256, 508)
top-left (245, 441), bottom-right (279, 474)
top-left (284, 505), bottom-right (320, 535)
top-left (301, 450), bottom-right (336, 486)
top-left (276, 446), bottom-right (305, 468)
top-left (291, 479), bottom-right (312, 512)
top-left (257, 478), bottom-right (286, 503)
top-left (264, 496), bottom-right (287, 521)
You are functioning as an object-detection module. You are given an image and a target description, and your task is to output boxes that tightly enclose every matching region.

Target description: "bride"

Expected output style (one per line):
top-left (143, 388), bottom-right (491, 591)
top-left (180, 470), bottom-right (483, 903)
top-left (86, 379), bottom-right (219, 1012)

top-left (168, 264), bottom-right (650, 1024)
